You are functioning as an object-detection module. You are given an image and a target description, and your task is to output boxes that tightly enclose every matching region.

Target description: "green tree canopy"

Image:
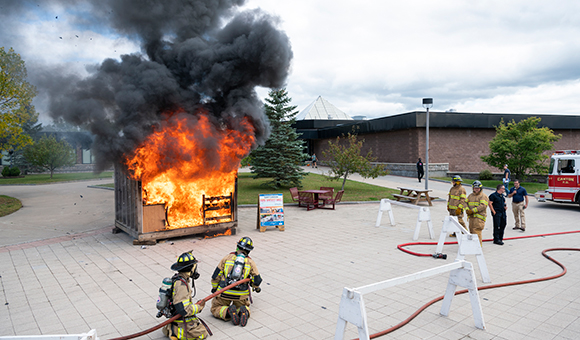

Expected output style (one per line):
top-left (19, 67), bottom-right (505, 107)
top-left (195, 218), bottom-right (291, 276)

top-left (0, 47), bottom-right (38, 153)
top-left (481, 117), bottom-right (561, 179)
top-left (249, 88), bottom-right (307, 189)
top-left (23, 135), bottom-right (75, 178)
top-left (322, 132), bottom-right (388, 190)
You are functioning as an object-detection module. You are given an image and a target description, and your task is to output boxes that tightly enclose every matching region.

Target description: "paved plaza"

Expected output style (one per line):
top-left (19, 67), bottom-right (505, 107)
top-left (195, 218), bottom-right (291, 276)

top-left (1, 168), bottom-right (579, 339)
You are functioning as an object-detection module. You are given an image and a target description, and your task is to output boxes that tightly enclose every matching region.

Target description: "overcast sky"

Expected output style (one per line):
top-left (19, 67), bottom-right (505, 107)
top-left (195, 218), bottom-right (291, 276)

top-left (2, 0), bottom-right (580, 123)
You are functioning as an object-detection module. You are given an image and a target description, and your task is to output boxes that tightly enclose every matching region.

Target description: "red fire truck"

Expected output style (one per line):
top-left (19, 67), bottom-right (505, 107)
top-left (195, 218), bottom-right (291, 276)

top-left (535, 150), bottom-right (580, 206)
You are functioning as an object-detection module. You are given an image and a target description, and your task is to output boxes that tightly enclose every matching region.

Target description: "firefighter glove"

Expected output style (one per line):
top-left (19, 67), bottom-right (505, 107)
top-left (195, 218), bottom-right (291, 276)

top-left (455, 208), bottom-right (462, 215)
top-left (211, 288), bottom-right (217, 294)
top-left (196, 299), bottom-right (206, 308)
top-left (253, 287), bottom-right (261, 293)
top-left (466, 209), bottom-right (473, 215)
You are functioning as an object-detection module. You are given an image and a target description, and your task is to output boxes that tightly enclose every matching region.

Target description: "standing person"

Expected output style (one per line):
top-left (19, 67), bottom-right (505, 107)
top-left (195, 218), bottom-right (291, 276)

top-left (210, 237), bottom-right (262, 327)
top-left (488, 184), bottom-right (507, 245)
top-left (447, 175), bottom-right (467, 232)
top-left (162, 252), bottom-right (208, 340)
top-left (508, 179), bottom-right (529, 231)
top-left (465, 180), bottom-right (489, 246)
top-left (503, 164), bottom-right (511, 193)
top-left (311, 153), bottom-right (317, 168)
top-left (416, 158), bottom-right (424, 182)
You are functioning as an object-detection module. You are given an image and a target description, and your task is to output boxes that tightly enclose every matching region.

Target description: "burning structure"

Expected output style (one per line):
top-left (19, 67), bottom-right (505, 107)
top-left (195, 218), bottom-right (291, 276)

top-left (35, 0), bottom-right (293, 240)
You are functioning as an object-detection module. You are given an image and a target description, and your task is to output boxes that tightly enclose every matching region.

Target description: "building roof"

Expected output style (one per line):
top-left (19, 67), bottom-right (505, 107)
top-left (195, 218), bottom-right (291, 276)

top-left (293, 111), bottom-right (580, 140)
top-left (296, 96), bottom-right (353, 120)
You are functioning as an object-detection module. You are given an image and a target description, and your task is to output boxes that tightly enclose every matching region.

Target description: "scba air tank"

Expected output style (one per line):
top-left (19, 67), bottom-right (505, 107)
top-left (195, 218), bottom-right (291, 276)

top-left (156, 277), bottom-right (173, 311)
top-left (230, 253), bottom-right (246, 282)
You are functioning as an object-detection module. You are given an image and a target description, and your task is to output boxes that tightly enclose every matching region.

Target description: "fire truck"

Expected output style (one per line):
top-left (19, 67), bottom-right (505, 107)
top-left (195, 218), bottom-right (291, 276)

top-left (535, 150), bottom-right (580, 206)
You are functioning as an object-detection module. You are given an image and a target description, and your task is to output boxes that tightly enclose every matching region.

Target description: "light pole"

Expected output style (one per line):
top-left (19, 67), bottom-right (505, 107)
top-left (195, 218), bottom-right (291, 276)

top-left (422, 98), bottom-right (433, 190)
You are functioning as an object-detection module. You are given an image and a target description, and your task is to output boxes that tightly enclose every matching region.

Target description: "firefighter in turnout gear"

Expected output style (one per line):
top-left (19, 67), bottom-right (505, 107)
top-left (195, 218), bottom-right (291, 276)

top-left (162, 252), bottom-right (208, 340)
top-left (465, 181), bottom-right (489, 246)
top-left (210, 237), bottom-right (262, 327)
top-left (447, 175), bottom-right (467, 231)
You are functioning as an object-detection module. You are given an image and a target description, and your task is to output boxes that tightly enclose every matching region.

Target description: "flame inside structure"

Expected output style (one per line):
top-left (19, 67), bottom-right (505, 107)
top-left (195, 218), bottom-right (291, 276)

top-left (124, 111), bottom-right (255, 229)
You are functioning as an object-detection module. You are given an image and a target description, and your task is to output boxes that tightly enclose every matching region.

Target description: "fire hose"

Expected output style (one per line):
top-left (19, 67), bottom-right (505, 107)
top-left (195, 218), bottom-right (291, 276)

top-left (108, 278), bottom-right (250, 340)
top-left (353, 230), bottom-right (580, 339)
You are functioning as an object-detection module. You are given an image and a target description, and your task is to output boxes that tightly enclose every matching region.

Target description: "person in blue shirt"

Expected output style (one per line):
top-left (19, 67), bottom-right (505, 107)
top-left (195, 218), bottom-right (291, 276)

top-left (502, 164), bottom-right (511, 193)
top-left (488, 184), bottom-right (507, 245)
top-left (507, 179), bottom-right (528, 231)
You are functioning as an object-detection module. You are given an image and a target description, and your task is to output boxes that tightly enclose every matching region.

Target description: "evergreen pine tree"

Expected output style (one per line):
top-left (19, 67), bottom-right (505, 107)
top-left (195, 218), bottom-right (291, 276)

top-left (250, 88), bottom-right (307, 189)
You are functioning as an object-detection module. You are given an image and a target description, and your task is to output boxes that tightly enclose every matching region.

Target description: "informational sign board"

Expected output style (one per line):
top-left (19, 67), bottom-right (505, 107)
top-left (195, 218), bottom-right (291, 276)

top-left (257, 193), bottom-right (285, 232)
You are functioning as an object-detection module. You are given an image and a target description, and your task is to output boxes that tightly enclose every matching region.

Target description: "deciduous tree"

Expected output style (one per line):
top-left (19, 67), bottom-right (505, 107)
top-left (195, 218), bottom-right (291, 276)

top-left (481, 117), bottom-right (561, 179)
top-left (0, 47), bottom-right (38, 153)
top-left (23, 135), bottom-right (75, 178)
top-left (322, 132), bottom-right (388, 190)
top-left (249, 88), bottom-right (307, 189)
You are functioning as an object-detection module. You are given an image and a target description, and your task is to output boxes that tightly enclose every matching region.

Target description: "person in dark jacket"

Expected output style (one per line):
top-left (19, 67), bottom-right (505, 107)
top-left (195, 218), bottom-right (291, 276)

top-left (416, 158), bottom-right (424, 182)
top-left (488, 184), bottom-right (507, 245)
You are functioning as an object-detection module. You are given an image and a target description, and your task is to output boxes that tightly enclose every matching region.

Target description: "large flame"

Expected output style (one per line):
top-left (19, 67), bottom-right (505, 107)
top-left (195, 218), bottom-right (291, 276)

top-left (125, 111), bottom-right (254, 229)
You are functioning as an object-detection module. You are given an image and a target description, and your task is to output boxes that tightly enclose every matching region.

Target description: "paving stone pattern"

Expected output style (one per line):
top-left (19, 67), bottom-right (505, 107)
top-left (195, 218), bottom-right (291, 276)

top-left (1, 169), bottom-right (579, 339)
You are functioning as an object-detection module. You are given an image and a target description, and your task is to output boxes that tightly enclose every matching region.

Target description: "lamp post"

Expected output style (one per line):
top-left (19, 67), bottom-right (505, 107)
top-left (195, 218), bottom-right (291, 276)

top-left (422, 98), bottom-right (433, 190)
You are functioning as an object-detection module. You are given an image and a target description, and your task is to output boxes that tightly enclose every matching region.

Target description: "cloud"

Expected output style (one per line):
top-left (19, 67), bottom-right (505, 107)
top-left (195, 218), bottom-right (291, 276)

top-left (243, 0), bottom-right (580, 117)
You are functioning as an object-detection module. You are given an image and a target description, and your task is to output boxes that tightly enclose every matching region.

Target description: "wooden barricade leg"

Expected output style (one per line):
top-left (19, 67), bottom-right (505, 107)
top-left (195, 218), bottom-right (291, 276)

top-left (457, 234), bottom-right (491, 283)
top-left (413, 207), bottom-right (433, 240)
top-left (334, 289), bottom-right (370, 340)
top-left (440, 262), bottom-right (485, 329)
top-left (375, 199), bottom-right (395, 227)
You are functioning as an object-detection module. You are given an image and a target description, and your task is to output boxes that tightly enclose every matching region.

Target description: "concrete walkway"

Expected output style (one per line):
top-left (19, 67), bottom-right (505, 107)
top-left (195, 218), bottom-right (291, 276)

top-left (0, 179), bottom-right (114, 247)
top-left (1, 170), bottom-right (579, 339)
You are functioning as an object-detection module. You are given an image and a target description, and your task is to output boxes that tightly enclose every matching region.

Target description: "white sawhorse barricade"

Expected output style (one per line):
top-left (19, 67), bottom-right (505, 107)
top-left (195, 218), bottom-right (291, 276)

top-left (0, 330), bottom-right (98, 340)
top-left (334, 260), bottom-right (485, 340)
top-left (435, 216), bottom-right (491, 283)
top-left (375, 199), bottom-right (434, 240)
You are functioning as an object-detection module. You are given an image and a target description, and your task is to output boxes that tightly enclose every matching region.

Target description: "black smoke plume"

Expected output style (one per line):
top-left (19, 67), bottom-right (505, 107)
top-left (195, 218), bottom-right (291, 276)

top-left (12, 0), bottom-right (293, 172)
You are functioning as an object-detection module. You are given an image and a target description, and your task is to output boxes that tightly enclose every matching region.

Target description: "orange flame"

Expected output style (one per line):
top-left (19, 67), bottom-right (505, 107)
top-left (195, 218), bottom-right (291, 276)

top-left (203, 228), bottom-right (233, 239)
top-left (125, 111), bottom-right (254, 229)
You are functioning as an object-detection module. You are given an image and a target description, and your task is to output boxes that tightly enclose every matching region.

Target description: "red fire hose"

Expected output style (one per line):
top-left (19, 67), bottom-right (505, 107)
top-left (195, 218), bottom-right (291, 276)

top-left (354, 230), bottom-right (580, 339)
top-left (108, 278), bottom-right (250, 340)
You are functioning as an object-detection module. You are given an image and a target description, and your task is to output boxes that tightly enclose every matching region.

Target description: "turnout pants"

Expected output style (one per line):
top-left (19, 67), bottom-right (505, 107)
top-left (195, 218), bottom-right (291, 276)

top-left (162, 317), bottom-right (207, 340)
top-left (468, 217), bottom-right (485, 246)
top-left (211, 294), bottom-right (250, 321)
top-left (449, 211), bottom-right (467, 229)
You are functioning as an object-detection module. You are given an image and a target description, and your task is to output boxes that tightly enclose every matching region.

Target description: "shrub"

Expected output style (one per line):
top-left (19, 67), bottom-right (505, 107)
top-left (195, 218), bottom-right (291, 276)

top-left (2, 167), bottom-right (21, 177)
top-left (479, 169), bottom-right (493, 180)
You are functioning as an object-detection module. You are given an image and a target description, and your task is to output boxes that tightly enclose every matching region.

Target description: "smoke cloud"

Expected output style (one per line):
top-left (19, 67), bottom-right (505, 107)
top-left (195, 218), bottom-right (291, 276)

top-left (5, 0), bottom-right (292, 172)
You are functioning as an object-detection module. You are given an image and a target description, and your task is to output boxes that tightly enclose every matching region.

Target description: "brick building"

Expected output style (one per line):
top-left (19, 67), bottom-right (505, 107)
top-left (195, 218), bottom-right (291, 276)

top-left (294, 111), bottom-right (580, 175)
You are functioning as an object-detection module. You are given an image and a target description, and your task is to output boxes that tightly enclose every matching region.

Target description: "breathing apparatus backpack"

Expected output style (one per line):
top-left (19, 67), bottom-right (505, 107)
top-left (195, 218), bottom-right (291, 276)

top-left (225, 253), bottom-right (248, 290)
top-left (156, 273), bottom-right (198, 318)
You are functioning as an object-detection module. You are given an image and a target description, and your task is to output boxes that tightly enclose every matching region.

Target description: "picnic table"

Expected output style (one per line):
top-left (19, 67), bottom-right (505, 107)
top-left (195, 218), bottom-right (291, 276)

top-left (393, 186), bottom-right (433, 206)
top-left (298, 189), bottom-right (332, 211)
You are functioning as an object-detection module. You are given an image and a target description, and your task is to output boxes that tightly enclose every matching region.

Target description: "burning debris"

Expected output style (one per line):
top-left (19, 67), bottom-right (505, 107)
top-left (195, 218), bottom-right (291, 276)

top-left (28, 0), bottom-right (293, 239)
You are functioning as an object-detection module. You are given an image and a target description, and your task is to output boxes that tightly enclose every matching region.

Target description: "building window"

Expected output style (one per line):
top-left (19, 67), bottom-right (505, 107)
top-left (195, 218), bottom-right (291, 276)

top-left (82, 149), bottom-right (94, 164)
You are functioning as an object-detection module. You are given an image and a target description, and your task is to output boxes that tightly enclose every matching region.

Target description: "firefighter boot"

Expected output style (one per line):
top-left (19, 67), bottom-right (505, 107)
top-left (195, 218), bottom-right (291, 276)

top-left (239, 306), bottom-right (249, 327)
top-left (227, 305), bottom-right (239, 325)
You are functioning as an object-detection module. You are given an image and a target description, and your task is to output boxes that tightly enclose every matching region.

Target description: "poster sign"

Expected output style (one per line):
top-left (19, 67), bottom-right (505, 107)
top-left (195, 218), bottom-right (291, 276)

top-left (258, 193), bottom-right (284, 228)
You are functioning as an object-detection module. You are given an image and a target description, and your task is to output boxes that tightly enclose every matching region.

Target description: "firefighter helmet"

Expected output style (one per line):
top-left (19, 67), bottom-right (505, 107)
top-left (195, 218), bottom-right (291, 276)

top-left (171, 252), bottom-right (198, 272)
top-left (237, 237), bottom-right (254, 253)
top-left (452, 175), bottom-right (462, 182)
top-left (472, 180), bottom-right (483, 188)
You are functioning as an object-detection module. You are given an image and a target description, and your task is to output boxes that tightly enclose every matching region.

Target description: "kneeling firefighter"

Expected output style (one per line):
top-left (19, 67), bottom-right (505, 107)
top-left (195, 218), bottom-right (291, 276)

top-left (210, 237), bottom-right (262, 327)
top-left (160, 252), bottom-right (209, 340)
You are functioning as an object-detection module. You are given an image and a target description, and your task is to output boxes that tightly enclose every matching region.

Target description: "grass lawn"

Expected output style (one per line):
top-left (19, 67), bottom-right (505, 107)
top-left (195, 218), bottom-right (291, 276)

top-left (39, 172), bottom-right (400, 205)
top-left (0, 172), bottom-right (114, 185)
top-left (433, 177), bottom-right (548, 193)
top-left (0, 195), bottom-right (22, 217)
top-left (238, 172), bottom-right (399, 204)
